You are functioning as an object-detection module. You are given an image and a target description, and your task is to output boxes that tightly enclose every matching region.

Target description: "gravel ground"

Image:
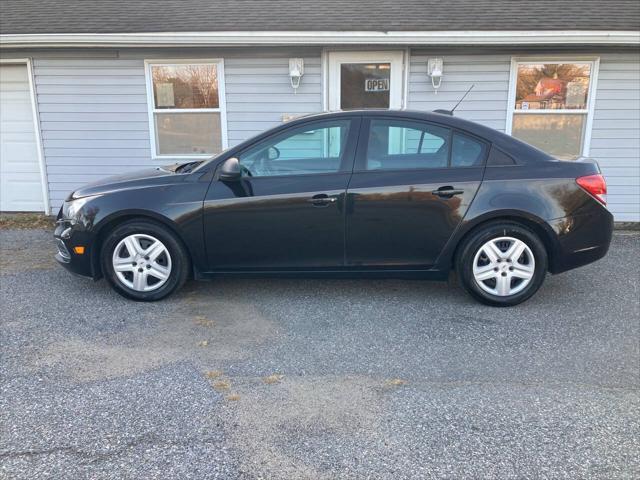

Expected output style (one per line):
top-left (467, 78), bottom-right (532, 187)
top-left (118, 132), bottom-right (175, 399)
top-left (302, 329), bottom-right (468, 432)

top-left (0, 228), bottom-right (638, 479)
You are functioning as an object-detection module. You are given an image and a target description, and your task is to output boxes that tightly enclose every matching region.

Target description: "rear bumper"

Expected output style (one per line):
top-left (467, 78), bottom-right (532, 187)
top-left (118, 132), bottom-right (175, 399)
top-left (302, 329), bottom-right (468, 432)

top-left (547, 206), bottom-right (614, 274)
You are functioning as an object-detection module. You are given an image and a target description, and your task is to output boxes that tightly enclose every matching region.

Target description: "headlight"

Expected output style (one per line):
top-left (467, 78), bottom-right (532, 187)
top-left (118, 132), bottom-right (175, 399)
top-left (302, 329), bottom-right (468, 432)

top-left (62, 195), bottom-right (100, 221)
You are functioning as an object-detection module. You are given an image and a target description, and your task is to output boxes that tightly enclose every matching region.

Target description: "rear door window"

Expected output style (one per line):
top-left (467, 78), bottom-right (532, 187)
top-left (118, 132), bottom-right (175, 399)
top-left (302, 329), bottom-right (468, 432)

top-left (451, 132), bottom-right (488, 167)
top-left (364, 119), bottom-right (451, 171)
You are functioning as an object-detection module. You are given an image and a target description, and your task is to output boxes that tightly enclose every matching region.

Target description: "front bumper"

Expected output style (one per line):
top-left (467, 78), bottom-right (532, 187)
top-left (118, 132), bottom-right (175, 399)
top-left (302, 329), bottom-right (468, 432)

top-left (54, 221), bottom-right (95, 278)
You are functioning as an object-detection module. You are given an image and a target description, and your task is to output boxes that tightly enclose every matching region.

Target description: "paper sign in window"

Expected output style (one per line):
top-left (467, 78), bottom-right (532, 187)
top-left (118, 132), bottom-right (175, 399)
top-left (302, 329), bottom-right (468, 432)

top-left (156, 83), bottom-right (175, 108)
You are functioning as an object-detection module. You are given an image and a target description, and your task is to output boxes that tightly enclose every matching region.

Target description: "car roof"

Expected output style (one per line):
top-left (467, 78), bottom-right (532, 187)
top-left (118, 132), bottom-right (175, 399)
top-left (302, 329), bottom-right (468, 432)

top-left (288, 109), bottom-right (499, 138)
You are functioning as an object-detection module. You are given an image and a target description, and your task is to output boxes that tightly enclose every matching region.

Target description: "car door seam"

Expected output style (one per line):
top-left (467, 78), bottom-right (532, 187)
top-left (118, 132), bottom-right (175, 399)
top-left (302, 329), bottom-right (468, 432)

top-left (343, 116), bottom-right (364, 267)
top-left (432, 148), bottom-right (490, 268)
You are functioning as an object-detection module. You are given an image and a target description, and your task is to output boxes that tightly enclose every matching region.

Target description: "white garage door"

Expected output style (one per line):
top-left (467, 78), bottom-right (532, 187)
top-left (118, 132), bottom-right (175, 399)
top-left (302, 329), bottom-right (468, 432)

top-left (0, 63), bottom-right (45, 212)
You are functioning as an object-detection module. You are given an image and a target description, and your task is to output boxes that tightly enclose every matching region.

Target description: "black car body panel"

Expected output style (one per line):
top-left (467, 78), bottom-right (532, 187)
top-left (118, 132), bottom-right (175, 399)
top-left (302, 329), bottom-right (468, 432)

top-left (345, 167), bottom-right (484, 268)
top-left (204, 173), bottom-right (353, 270)
top-left (55, 171), bottom-right (211, 279)
top-left (431, 150), bottom-right (613, 271)
top-left (54, 109), bottom-right (613, 284)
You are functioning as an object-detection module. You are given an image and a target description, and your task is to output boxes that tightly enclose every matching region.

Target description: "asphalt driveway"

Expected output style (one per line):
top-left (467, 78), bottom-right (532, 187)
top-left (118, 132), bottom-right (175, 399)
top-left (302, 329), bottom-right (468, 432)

top-left (1, 228), bottom-right (638, 479)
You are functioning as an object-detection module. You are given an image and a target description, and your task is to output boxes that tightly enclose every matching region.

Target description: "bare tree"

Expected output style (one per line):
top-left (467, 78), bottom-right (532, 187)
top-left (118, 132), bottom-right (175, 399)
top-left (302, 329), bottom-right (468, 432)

top-left (151, 65), bottom-right (218, 108)
top-left (182, 65), bottom-right (219, 108)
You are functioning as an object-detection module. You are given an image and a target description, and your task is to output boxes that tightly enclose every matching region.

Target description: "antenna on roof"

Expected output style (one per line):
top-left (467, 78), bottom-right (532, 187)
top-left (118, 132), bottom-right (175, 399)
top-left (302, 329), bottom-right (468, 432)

top-left (434, 84), bottom-right (475, 116)
top-left (450, 84), bottom-right (474, 113)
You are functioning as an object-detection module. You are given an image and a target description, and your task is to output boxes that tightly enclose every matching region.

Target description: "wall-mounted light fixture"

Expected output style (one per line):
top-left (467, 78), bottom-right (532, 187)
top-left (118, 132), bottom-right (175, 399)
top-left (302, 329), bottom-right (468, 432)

top-left (427, 58), bottom-right (444, 93)
top-left (289, 58), bottom-right (304, 93)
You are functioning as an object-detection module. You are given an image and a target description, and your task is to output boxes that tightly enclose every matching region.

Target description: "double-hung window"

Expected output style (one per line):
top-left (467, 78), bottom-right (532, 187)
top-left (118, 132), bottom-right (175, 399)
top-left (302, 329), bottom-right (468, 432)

top-left (145, 60), bottom-right (227, 159)
top-left (507, 58), bottom-right (598, 160)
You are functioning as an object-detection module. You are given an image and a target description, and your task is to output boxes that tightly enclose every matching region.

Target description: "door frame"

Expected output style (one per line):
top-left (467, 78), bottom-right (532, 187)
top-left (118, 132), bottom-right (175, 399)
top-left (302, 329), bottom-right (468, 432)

top-left (0, 58), bottom-right (49, 214)
top-left (325, 51), bottom-right (406, 112)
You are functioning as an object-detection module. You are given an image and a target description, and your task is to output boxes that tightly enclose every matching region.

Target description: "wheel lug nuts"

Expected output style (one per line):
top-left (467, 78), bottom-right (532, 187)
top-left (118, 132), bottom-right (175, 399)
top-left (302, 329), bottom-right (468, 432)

top-left (138, 268), bottom-right (143, 272)
top-left (494, 267), bottom-right (499, 272)
top-left (145, 256), bottom-right (149, 260)
top-left (146, 265), bottom-right (151, 269)
top-left (502, 272), bottom-right (507, 276)
top-left (509, 266), bottom-right (514, 271)
top-left (132, 262), bottom-right (137, 266)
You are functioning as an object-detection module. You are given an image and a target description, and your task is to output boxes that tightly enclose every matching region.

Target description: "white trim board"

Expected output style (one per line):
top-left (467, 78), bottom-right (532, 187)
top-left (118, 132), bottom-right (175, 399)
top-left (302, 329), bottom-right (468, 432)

top-left (0, 58), bottom-right (50, 214)
top-left (2, 30), bottom-right (639, 48)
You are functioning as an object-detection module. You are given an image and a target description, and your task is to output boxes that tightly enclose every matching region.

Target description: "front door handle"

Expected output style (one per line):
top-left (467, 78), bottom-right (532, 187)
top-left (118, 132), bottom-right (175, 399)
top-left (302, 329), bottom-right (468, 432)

top-left (307, 194), bottom-right (338, 206)
top-left (431, 186), bottom-right (464, 198)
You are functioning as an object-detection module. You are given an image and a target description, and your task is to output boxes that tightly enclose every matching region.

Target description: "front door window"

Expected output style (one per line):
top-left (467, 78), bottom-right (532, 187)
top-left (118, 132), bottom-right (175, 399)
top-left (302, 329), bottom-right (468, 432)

top-left (340, 63), bottom-right (391, 109)
top-left (238, 120), bottom-right (351, 177)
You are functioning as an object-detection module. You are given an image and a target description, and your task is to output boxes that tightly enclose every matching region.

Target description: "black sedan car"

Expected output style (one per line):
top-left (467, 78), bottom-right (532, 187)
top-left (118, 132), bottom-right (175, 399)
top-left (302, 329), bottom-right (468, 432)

top-left (54, 110), bottom-right (613, 306)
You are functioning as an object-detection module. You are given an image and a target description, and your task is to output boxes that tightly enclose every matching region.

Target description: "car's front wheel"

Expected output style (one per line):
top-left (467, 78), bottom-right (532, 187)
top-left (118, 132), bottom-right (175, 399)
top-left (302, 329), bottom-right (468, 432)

top-left (101, 220), bottom-right (190, 301)
top-left (456, 221), bottom-right (548, 306)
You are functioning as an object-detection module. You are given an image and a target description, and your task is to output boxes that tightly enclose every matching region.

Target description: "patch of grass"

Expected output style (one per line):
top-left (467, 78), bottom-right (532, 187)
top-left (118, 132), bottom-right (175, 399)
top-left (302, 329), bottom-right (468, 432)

top-left (386, 378), bottom-right (407, 387)
top-left (263, 374), bottom-right (284, 385)
top-left (194, 316), bottom-right (215, 327)
top-left (226, 394), bottom-right (241, 401)
top-left (0, 213), bottom-right (54, 230)
top-left (204, 370), bottom-right (223, 380)
top-left (212, 379), bottom-right (231, 391)
top-left (614, 222), bottom-right (640, 231)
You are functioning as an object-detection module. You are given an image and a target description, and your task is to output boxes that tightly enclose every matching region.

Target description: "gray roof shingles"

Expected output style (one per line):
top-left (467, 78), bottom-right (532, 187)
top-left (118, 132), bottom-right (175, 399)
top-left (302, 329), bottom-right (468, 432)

top-left (1, 0), bottom-right (639, 35)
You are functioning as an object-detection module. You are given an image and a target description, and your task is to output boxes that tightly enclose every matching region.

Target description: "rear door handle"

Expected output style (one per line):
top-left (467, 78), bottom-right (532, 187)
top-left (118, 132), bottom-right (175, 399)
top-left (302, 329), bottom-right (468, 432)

top-left (307, 194), bottom-right (337, 206)
top-left (431, 186), bottom-right (464, 198)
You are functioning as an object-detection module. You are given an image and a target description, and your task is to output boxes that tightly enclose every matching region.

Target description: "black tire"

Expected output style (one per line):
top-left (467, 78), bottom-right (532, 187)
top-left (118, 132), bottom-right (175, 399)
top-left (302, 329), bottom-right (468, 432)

top-left (455, 221), bottom-right (548, 307)
top-left (101, 219), bottom-right (190, 301)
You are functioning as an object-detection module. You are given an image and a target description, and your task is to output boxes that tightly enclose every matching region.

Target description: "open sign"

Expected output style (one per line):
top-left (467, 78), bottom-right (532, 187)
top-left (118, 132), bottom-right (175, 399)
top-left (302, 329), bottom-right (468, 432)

top-left (364, 78), bottom-right (389, 92)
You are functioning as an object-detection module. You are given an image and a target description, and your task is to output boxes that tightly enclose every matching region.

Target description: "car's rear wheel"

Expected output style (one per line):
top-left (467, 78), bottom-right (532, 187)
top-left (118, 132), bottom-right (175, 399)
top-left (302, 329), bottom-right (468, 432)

top-left (456, 221), bottom-right (547, 306)
top-left (101, 220), bottom-right (190, 301)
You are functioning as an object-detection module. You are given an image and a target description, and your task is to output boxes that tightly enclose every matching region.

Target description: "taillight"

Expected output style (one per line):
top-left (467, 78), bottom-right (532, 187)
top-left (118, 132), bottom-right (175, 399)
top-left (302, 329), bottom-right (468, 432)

top-left (576, 174), bottom-right (607, 205)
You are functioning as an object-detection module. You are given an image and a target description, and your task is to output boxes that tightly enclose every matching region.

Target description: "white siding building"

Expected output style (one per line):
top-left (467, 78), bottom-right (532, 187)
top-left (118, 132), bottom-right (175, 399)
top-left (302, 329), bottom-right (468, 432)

top-left (1, 1), bottom-right (639, 222)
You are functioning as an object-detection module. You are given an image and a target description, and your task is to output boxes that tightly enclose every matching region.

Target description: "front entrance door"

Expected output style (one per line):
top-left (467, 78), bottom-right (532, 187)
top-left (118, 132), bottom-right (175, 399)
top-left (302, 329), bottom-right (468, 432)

top-left (328, 51), bottom-right (404, 111)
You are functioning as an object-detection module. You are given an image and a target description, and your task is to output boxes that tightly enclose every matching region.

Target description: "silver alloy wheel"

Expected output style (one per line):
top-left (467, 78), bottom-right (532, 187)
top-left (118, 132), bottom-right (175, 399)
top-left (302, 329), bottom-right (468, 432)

top-left (112, 234), bottom-right (172, 292)
top-left (472, 236), bottom-right (535, 297)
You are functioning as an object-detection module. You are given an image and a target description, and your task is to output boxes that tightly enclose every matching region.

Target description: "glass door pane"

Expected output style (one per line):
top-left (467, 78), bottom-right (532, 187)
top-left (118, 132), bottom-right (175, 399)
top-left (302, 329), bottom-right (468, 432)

top-left (340, 63), bottom-right (391, 110)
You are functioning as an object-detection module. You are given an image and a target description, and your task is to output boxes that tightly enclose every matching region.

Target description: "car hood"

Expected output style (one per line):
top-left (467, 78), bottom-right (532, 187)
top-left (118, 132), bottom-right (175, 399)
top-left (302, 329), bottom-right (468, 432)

top-left (69, 165), bottom-right (182, 200)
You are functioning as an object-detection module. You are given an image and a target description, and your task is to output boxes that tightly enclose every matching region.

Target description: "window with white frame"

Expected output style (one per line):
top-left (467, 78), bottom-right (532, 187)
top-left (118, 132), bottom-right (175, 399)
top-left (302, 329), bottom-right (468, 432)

top-left (145, 60), bottom-right (226, 158)
top-left (507, 59), bottom-right (598, 160)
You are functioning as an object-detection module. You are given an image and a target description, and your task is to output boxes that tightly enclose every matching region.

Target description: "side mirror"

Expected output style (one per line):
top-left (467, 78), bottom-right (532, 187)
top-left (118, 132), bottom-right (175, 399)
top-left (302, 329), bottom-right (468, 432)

top-left (218, 157), bottom-right (241, 181)
top-left (267, 146), bottom-right (280, 161)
